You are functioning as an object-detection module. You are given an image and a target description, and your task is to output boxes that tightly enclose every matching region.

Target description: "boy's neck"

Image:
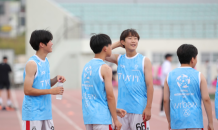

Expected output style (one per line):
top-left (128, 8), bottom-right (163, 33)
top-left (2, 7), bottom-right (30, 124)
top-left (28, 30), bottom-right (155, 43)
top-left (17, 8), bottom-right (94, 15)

top-left (94, 53), bottom-right (106, 61)
top-left (180, 64), bottom-right (192, 68)
top-left (126, 50), bottom-right (137, 58)
top-left (36, 50), bottom-right (48, 61)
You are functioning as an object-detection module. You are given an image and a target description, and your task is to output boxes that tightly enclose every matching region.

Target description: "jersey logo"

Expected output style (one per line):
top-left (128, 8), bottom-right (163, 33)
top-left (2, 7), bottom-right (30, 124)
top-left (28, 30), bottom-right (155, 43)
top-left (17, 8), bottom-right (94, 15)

top-left (176, 74), bottom-right (190, 88)
top-left (41, 71), bottom-right (45, 75)
top-left (84, 66), bottom-right (92, 80)
top-left (132, 64), bottom-right (139, 71)
top-left (120, 65), bottom-right (125, 68)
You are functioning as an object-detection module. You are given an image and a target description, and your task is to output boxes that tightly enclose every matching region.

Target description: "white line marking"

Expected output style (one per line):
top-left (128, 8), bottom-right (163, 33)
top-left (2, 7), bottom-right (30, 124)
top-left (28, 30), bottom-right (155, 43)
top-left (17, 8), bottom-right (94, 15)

top-left (11, 89), bottom-right (22, 130)
top-left (52, 104), bottom-right (83, 130)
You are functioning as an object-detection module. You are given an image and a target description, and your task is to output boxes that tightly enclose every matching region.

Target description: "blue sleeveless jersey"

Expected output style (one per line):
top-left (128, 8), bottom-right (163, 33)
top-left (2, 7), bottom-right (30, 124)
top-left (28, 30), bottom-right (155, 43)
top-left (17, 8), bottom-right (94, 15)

top-left (215, 76), bottom-right (218, 119)
top-left (117, 53), bottom-right (147, 114)
top-left (81, 58), bottom-right (112, 124)
top-left (168, 67), bottom-right (203, 129)
top-left (22, 55), bottom-right (52, 121)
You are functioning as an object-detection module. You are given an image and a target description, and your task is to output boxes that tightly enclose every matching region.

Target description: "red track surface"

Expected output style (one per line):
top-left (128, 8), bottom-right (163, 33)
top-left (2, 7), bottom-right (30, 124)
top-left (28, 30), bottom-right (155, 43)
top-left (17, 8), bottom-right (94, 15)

top-left (0, 87), bottom-right (217, 130)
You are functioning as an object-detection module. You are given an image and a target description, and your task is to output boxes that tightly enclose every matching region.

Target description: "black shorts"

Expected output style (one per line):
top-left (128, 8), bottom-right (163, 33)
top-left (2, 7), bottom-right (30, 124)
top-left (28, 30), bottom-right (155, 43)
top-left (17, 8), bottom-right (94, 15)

top-left (0, 81), bottom-right (10, 90)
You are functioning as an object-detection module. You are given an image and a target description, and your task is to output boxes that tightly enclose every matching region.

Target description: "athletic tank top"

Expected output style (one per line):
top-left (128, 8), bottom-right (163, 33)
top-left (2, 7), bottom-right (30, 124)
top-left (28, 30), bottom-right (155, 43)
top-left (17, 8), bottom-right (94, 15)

top-left (117, 53), bottom-right (147, 114)
top-left (168, 67), bottom-right (203, 129)
top-left (215, 76), bottom-right (218, 119)
top-left (22, 55), bottom-right (52, 120)
top-left (81, 58), bottom-right (112, 124)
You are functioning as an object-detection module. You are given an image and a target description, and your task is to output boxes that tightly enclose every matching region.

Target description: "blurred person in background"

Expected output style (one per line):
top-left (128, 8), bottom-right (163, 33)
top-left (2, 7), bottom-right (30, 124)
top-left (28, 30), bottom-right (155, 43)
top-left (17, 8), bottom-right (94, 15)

top-left (206, 60), bottom-right (211, 87)
top-left (0, 56), bottom-right (12, 110)
top-left (160, 53), bottom-right (172, 116)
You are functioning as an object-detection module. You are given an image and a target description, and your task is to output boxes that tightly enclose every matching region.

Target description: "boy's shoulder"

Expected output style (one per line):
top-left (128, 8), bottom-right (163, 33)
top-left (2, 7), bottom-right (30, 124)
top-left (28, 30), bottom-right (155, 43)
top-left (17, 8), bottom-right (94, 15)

top-left (170, 67), bottom-right (199, 74)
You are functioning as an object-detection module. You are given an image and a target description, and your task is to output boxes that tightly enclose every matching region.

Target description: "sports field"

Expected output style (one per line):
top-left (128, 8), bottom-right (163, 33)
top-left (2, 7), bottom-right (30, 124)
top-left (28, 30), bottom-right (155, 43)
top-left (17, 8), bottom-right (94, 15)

top-left (0, 87), bottom-right (217, 130)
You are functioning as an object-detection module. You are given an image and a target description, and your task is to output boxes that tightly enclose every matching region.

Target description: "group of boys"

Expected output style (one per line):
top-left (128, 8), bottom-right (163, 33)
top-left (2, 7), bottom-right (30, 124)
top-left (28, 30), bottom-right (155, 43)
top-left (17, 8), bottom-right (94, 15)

top-left (21, 29), bottom-right (217, 130)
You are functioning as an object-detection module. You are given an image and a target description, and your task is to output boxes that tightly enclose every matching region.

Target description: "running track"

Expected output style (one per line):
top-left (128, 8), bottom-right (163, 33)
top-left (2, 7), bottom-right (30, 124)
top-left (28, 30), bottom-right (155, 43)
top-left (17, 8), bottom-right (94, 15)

top-left (0, 87), bottom-right (217, 130)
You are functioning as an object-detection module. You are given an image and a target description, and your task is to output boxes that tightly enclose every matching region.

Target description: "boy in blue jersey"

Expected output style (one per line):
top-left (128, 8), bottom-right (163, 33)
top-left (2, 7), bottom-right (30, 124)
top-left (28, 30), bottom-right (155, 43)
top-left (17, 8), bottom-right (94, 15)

top-left (105, 29), bottom-right (154, 130)
top-left (22, 30), bottom-right (66, 130)
top-left (164, 44), bottom-right (214, 130)
top-left (81, 34), bottom-right (125, 130)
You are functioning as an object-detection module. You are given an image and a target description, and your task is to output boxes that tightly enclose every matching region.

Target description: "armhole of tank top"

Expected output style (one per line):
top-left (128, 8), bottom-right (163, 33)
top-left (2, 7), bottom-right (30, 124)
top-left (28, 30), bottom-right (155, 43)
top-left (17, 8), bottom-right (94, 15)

top-left (24, 60), bottom-right (38, 79)
top-left (199, 72), bottom-right (201, 89)
top-left (117, 54), bottom-right (121, 64)
top-left (142, 56), bottom-right (146, 73)
top-left (99, 65), bottom-right (104, 82)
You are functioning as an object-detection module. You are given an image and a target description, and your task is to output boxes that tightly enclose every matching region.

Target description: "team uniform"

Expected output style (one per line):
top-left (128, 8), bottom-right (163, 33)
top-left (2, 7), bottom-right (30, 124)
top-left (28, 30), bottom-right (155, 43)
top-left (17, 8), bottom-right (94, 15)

top-left (215, 76), bottom-right (218, 119)
top-left (167, 67), bottom-right (204, 130)
top-left (81, 58), bottom-right (113, 130)
top-left (116, 53), bottom-right (150, 130)
top-left (22, 55), bottom-right (54, 130)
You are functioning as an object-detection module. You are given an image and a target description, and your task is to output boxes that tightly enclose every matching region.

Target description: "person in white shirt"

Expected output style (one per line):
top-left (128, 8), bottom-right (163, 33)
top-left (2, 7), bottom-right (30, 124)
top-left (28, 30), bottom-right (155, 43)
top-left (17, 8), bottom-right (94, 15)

top-left (160, 53), bottom-right (172, 116)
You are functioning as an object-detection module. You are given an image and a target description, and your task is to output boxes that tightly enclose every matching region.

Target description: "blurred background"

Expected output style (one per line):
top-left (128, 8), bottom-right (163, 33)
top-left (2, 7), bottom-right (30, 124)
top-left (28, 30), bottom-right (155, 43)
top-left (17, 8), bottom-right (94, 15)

top-left (0, 0), bottom-right (217, 129)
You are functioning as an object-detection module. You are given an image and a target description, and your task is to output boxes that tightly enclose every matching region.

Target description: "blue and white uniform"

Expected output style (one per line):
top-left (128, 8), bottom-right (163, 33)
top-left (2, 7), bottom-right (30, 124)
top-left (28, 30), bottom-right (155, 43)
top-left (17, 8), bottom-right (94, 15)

top-left (81, 58), bottom-right (112, 130)
top-left (167, 67), bottom-right (203, 130)
top-left (22, 55), bottom-right (54, 130)
top-left (116, 53), bottom-right (150, 130)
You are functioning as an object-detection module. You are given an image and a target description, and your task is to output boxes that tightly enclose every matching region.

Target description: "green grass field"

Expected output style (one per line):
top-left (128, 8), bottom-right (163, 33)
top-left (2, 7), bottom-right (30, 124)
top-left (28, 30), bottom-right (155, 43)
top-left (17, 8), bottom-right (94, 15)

top-left (0, 34), bottom-right (25, 55)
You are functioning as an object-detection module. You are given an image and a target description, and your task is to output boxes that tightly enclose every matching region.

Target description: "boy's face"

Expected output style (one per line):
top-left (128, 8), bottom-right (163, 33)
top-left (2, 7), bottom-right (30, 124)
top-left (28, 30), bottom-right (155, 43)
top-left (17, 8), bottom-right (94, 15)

top-left (41, 40), bottom-right (53, 53)
top-left (121, 35), bottom-right (138, 51)
top-left (106, 44), bottom-right (112, 57)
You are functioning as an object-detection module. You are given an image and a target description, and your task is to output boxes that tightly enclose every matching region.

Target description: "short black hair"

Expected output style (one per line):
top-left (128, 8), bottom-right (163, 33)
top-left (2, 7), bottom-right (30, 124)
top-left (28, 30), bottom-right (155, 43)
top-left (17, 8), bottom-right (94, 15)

top-left (3, 56), bottom-right (7, 59)
top-left (29, 30), bottom-right (53, 51)
top-left (120, 29), bottom-right (140, 41)
top-left (165, 53), bottom-right (172, 59)
top-left (177, 44), bottom-right (198, 64)
top-left (90, 34), bottom-right (112, 54)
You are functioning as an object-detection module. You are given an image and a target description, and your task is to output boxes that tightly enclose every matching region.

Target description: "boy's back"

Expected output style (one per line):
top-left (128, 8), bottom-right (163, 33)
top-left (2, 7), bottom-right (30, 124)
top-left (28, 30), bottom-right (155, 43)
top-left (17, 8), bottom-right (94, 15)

top-left (81, 58), bottom-right (112, 124)
top-left (168, 67), bottom-right (203, 129)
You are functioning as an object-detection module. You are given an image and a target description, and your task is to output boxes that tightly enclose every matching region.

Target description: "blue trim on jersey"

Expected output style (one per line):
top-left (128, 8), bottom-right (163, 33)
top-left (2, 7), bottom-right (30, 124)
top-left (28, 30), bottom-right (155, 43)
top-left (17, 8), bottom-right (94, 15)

top-left (22, 55), bottom-right (52, 121)
top-left (168, 67), bottom-right (203, 129)
top-left (117, 53), bottom-right (147, 114)
top-left (81, 59), bottom-right (112, 124)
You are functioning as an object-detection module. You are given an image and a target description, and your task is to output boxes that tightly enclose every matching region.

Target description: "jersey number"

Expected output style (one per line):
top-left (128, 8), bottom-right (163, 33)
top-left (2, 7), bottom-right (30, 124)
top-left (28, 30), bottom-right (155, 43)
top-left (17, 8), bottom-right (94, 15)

top-left (136, 122), bottom-right (147, 130)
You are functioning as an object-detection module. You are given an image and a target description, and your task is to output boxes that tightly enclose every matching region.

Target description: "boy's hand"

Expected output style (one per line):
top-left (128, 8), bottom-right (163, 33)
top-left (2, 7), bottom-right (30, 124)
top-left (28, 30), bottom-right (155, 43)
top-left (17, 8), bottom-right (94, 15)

top-left (114, 119), bottom-right (122, 130)
top-left (168, 123), bottom-right (171, 130)
top-left (116, 109), bottom-right (127, 118)
top-left (57, 75), bottom-right (66, 83)
top-left (50, 87), bottom-right (64, 95)
top-left (208, 123), bottom-right (214, 130)
top-left (142, 107), bottom-right (151, 122)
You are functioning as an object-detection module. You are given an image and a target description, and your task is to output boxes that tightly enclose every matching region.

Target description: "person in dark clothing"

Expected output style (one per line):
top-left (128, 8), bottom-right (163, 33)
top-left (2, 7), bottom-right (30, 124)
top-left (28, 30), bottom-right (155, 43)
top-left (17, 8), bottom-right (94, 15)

top-left (0, 56), bottom-right (12, 110)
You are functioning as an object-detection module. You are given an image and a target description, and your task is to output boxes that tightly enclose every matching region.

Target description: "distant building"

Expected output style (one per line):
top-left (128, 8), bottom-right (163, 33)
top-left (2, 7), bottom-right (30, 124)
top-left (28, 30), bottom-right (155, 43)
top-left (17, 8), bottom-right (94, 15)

top-left (0, 1), bottom-right (25, 38)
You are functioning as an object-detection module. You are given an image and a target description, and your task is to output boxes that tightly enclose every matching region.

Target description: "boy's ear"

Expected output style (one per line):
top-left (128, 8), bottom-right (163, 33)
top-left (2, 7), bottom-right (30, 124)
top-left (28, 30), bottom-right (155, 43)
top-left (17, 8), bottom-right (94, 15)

top-left (103, 46), bottom-right (107, 52)
top-left (39, 42), bottom-right (44, 48)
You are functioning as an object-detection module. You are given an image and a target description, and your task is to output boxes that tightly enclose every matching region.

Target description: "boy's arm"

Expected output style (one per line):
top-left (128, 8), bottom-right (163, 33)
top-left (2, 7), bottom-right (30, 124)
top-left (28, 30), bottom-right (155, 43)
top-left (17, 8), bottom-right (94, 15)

top-left (105, 41), bottom-right (123, 65)
top-left (164, 76), bottom-right (171, 130)
top-left (102, 64), bottom-right (122, 130)
top-left (200, 73), bottom-right (214, 129)
top-left (24, 61), bottom-right (63, 96)
top-left (143, 58), bottom-right (154, 121)
top-left (50, 75), bottom-right (66, 87)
